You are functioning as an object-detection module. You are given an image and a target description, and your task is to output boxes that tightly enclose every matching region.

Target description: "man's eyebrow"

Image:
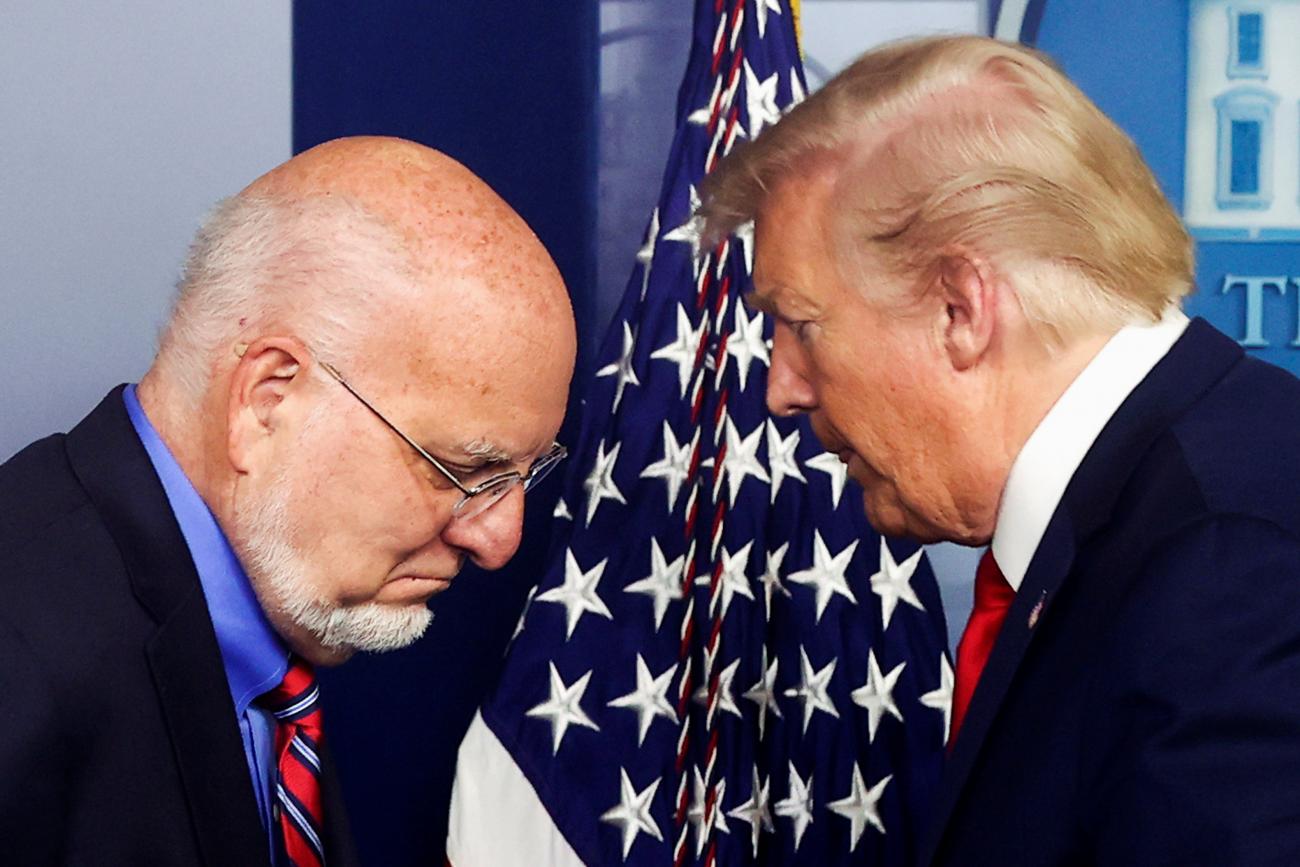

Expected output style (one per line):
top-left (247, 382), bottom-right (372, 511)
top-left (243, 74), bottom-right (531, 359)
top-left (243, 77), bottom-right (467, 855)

top-left (459, 438), bottom-right (516, 466)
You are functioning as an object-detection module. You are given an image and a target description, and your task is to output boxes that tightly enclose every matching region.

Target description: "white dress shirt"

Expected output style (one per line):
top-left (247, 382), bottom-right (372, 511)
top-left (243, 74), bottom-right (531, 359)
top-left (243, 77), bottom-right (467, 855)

top-left (991, 311), bottom-right (1190, 591)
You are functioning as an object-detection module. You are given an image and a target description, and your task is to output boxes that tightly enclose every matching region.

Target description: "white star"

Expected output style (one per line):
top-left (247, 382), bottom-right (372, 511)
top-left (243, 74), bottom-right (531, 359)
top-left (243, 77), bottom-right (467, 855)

top-left (734, 219), bottom-right (755, 275)
top-left (663, 185), bottom-right (705, 277)
top-left (650, 304), bottom-right (706, 399)
top-left (828, 765), bottom-right (890, 850)
top-left (870, 538), bottom-right (926, 629)
top-left (742, 646), bottom-right (783, 738)
top-left (728, 766), bottom-right (774, 857)
top-left (753, 0), bottom-right (783, 38)
top-left (640, 421), bottom-right (695, 514)
top-left (552, 498), bottom-right (572, 520)
top-left (744, 60), bottom-right (781, 139)
top-left (760, 542), bottom-right (792, 616)
top-left (774, 762), bottom-right (814, 851)
top-left (725, 303), bottom-right (769, 391)
top-left (623, 538), bottom-right (685, 631)
top-left (687, 76), bottom-right (722, 126)
top-left (786, 66), bottom-right (806, 111)
top-left (765, 420), bottom-right (806, 503)
top-left (851, 649), bottom-right (906, 742)
top-left (687, 769), bottom-right (730, 855)
top-left (596, 321), bottom-right (641, 412)
top-left (692, 658), bottom-right (743, 720)
top-left (783, 648), bottom-right (839, 734)
top-left (700, 540), bottom-right (755, 618)
top-left (583, 440), bottom-right (627, 525)
top-left (526, 662), bottom-right (600, 754)
top-left (920, 654), bottom-right (955, 745)
top-left (608, 654), bottom-right (678, 746)
top-left (805, 452), bottom-right (849, 508)
top-left (537, 550), bottom-right (613, 639)
top-left (721, 417), bottom-right (769, 505)
top-left (788, 531), bottom-right (859, 623)
top-left (600, 768), bottom-right (664, 859)
top-left (636, 208), bottom-right (659, 299)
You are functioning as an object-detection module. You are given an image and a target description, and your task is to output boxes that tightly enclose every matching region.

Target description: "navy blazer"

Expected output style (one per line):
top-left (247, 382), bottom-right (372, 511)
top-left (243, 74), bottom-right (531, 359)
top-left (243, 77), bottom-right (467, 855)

top-left (0, 388), bottom-right (358, 866)
top-left (922, 319), bottom-right (1300, 865)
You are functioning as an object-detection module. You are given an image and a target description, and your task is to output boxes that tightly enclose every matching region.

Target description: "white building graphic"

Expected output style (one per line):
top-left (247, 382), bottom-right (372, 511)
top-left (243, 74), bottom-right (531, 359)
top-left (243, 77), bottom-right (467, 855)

top-left (1185, 0), bottom-right (1300, 240)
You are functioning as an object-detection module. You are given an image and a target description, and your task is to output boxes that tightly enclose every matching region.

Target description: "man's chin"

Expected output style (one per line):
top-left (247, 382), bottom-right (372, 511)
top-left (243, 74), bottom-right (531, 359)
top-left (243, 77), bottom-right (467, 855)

top-left (862, 492), bottom-right (933, 543)
top-left (278, 598), bottom-right (434, 663)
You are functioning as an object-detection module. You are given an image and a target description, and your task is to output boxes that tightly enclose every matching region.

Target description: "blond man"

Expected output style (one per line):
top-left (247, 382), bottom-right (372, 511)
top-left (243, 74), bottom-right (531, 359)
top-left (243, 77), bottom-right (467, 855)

top-left (704, 36), bottom-right (1300, 864)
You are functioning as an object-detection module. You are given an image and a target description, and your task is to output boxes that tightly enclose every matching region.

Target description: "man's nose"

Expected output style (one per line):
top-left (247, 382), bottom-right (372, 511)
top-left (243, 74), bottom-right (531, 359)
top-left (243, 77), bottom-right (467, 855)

top-left (442, 486), bottom-right (525, 570)
top-left (766, 322), bottom-right (817, 417)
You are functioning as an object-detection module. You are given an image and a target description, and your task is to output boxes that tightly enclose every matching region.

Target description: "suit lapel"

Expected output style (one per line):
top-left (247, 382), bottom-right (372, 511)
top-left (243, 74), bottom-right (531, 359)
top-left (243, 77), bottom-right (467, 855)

top-left (920, 319), bottom-right (1246, 864)
top-left (65, 387), bottom-right (269, 867)
top-left (146, 594), bottom-right (272, 866)
top-left (919, 511), bottom-right (1078, 862)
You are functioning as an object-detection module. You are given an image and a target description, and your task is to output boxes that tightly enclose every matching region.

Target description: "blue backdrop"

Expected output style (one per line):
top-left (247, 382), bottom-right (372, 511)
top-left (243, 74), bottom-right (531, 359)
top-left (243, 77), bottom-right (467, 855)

top-left (1001, 0), bottom-right (1300, 375)
top-left (293, 3), bottom-right (598, 864)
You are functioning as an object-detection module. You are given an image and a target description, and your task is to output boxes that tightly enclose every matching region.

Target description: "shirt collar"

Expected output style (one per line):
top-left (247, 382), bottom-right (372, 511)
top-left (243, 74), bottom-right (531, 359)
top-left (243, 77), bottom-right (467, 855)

top-left (123, 385), bottom-right (288, 711)
top-left (991, 311), bottom-right (1190, 591)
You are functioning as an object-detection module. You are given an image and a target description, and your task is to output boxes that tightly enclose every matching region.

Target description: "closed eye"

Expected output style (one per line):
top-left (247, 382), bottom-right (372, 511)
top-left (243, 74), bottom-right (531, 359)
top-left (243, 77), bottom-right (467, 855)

top-left (458, 460), bottom-right (517, 484)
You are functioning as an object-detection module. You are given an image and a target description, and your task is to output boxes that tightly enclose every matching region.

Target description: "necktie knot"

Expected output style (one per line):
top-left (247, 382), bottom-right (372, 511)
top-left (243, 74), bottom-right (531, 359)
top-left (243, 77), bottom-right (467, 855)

top-left (972, 549), bottom-right (1016, 615)
top-left (257, 656), bottom-right (322, 735)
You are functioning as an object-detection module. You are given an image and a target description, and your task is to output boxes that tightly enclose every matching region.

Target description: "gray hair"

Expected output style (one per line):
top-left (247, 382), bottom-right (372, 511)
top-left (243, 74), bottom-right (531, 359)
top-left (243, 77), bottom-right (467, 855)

top-left (155, 192), bottom-right (415, 407)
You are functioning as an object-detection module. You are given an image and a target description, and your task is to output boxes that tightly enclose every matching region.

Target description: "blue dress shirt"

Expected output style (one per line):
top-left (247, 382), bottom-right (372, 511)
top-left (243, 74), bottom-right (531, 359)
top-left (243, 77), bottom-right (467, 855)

top-left (124, 386), bottom-right (287, 862)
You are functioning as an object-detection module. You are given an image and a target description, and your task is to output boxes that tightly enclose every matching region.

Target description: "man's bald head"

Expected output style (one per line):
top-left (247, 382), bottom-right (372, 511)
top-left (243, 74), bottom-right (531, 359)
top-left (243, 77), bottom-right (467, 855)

top-left (151, 135), bottom-right (574, 409)
top-left (243, 137), bottom-right (563, 307)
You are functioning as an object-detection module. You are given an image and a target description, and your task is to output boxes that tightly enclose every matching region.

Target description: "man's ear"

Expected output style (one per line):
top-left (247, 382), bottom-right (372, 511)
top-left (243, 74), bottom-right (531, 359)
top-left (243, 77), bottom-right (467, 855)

top-left (227, 337), bottom-right (311, 474)
top-left (937, 253), bottom-right (996, 371)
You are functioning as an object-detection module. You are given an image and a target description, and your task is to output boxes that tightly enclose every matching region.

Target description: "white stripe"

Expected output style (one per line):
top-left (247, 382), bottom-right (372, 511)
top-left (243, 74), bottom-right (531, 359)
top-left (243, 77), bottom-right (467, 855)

top-left (277, 782), bottom-right (324, 856)
top-left (276, 685), bottom-right (319, 719)
top-left (291, 734), bottom-right (321, 772)
top-left (447, 711), bottom-right (584, 866)
top-left (994, 0), bottom-right (1032, 41)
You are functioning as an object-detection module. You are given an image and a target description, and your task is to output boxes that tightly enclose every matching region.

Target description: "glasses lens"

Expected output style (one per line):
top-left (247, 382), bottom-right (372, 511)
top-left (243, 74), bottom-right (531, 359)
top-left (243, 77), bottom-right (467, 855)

top-left (523, 445), bottom-right (568, 492)
top-left (454, 476), bottom-right (520, 521)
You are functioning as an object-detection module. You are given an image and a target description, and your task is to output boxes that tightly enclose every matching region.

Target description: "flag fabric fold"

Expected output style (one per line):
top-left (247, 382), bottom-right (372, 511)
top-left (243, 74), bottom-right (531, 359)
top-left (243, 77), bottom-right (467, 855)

top-left (449, 1), bottom-right (950, 864)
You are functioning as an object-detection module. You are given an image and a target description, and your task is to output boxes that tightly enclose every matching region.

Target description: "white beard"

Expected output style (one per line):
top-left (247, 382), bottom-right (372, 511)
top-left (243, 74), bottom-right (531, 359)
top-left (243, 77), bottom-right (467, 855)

top-left (237, 418), bottom-right (433, 655)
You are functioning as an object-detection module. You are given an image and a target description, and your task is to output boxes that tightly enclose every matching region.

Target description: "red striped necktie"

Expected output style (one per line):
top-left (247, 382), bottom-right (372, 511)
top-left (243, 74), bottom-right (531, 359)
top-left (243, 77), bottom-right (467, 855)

top-left (950, 550), bottom-right (1015, 748)
top-left (258, 656), bottom-right (326, 867)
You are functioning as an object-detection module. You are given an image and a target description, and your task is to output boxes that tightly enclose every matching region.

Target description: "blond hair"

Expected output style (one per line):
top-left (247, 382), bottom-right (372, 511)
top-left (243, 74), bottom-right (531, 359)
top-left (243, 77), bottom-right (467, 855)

top-left (700, 36), bottom-right (1193, 340)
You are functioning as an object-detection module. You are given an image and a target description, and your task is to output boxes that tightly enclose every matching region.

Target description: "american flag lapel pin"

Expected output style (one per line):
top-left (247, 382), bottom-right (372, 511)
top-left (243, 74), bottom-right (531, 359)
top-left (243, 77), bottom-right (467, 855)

top-left (1027, 590), bottom-right (1047, 630)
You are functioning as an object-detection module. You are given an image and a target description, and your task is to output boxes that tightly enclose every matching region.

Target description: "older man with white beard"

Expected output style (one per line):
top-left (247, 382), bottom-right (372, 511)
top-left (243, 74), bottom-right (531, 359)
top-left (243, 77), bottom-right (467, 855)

top-left (0, 136), bottom-right (576, 867)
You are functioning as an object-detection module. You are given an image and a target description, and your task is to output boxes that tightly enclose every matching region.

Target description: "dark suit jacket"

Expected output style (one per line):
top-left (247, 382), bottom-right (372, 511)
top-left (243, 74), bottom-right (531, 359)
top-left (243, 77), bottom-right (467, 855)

top-left (922, 319), bottom-right (1300, 865)
top-left (0, 387), bottom-right (358, 866)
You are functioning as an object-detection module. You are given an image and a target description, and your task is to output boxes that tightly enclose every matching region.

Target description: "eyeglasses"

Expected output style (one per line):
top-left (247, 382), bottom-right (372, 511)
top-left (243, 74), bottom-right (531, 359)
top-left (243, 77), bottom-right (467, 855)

top-left (317, 360), bottom-right (567, 521)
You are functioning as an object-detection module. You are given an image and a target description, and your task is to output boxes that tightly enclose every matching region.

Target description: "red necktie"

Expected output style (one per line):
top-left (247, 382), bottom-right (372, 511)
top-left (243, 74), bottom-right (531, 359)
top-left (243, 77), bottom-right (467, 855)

top-left (950, 550), bottom-right (1015, 747)
top-left (258, 657), bottom-right (326, 867)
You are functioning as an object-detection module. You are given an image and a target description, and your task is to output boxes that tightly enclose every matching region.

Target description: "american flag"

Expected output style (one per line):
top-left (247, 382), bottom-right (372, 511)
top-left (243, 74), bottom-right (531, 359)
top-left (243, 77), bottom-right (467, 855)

top-left (447, 1), bottom-right (950, 864)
